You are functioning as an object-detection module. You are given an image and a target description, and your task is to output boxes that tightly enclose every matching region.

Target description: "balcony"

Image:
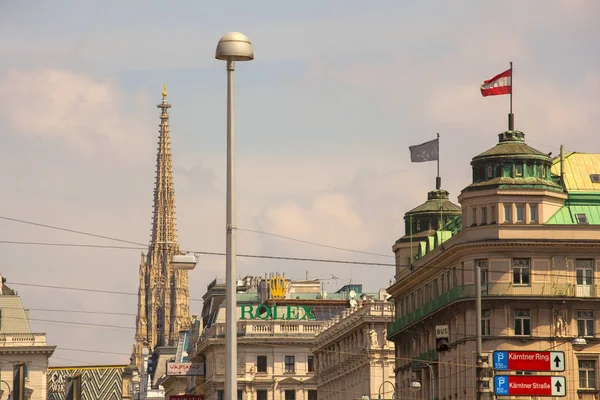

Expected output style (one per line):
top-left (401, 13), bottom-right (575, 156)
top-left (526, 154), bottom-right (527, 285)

top-left (200, 320), bottom-right (325, 341)
top-left (388, 282), bottom-right (600, 338)
top-left (0, 333), bottom-right (48, 346)
top-left (388, 285), bottom-right (476, 338)
top-left (486, 282), bottom-right (600, 298)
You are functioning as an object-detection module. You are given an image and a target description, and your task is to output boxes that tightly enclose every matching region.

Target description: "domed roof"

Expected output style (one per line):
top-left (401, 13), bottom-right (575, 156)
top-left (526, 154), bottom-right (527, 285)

top-left (464, 129), bottom-right (563, 192)
top-left (406, 189), bottom-right (461, 215)
top-left (472, 130), bottom-right (550, 162)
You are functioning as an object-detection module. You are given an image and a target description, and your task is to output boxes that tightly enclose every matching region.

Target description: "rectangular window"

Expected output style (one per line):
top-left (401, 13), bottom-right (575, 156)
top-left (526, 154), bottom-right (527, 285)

top-left (491, 206), bottom-right (497, 223)
top-left (285, 390), bottom-right (296, 400)
top-left (515, 164), bottom-right (523, 177)
top-left (238, 390), bottom-right (243, 400)
top-left (482, 310), bottom-right (491, 336)
top-left (307, 356), bottom-right (315, 372)
top-left (416, 220), bottom-right (421, 230)
top-left (453, 267), bottom-right (458, 287)
top-left (476, 260), bottom-right (489, 291)
top-left (472, 207), bottom-right (477, 225)
top-left (481, 207), bottom-right (487, 224)
top-left (307, 390), bottom-right (317, 400)
top-left (576, 260), bottom-right (594, 285)
top-left (257, 355), bottom-right (267, 373)
top-left (516, 205), bottom-right (525, 222)
top-left (514, 309), bottom-right (531, 336)
top-left (257, 390), bottom-right (268, 400)
top-left (577, 311), bottom-right (594, 337)
top-left (284, 356), bottom-right (295, 373)
top-left (513, 259), bottom-right (531, 285)
top-left (218, 391), bottom-right (224, 400)
top-left (579, 360), bottom-right (596, 389)
top-left (504, 204), bottom-right (512, 222)
top-left (530, 204), bottom-right (538, 223)
top-left (487, 165), bottom-right (493, 178)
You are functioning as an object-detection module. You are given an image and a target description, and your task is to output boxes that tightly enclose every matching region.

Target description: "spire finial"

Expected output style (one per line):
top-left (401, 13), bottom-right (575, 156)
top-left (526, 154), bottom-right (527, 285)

top-left (162, 84), bottom-right (167, 99)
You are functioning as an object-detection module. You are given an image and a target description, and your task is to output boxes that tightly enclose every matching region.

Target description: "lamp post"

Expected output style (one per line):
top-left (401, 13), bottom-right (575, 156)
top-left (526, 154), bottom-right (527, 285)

top-left (377, 380), bottom-right (421, 400)
top-left (0, 379), bottom-right (11, 399)
top-left (215, 31), bottom-right (254, 400)
top-left (416, 362), bottom-right (435, 400)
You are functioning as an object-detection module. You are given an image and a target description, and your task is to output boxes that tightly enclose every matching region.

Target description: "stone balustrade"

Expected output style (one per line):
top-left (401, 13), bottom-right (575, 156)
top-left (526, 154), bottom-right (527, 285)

top-left (0, 333), bottom-right (47, 346)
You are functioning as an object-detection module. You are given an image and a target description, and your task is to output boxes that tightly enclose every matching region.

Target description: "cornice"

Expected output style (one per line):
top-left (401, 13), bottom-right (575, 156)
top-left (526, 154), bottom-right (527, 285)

top-left (393, 239), bottom-right (600, 293)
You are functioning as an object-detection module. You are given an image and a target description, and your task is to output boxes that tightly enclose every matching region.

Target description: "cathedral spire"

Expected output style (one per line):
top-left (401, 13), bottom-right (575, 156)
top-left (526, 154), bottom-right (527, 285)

top-left (150, 84), bottom-right (178, 251)
top-left (132, 86), bottom-right (190, 372)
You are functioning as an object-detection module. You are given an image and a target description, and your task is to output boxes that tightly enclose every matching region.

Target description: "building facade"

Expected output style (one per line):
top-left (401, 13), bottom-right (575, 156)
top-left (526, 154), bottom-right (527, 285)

top-left (47, 365), bottom-right (126, 400)
top-left (387, 130), bottom-right (600, 399)
top-left (313, 300), bottom-right (395, 400)
top-left (189, 275), bottom-right (377, 400)
top-left (132, 86), bottom-right (191, 371)
top-left (0, 277), bottom-right (55, 400)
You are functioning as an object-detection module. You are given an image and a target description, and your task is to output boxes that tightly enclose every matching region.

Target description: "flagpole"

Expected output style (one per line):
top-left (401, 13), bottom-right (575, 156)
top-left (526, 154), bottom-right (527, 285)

top-left (409, 214), bottom-right (413, 268)
top-left (436, 133), bottom-right (441, 190)
top-left (509, 61), bottom-right (514, 130)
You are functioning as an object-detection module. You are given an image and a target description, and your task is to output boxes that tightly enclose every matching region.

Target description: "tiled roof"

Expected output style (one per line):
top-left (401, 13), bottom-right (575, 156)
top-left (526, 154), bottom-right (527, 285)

top-left (546, 204), bottom-right (600, 225)
top-left (551, 152), bottom-right (600, 191)
top-left (0, 296), bottom-right (32, 333)
top-left (547, 152), bottom-right (600, 224)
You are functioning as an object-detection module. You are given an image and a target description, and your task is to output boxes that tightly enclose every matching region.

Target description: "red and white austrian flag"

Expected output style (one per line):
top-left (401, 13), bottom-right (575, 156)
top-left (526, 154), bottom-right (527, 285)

top-left (480, 68), bottom-right (512, 97)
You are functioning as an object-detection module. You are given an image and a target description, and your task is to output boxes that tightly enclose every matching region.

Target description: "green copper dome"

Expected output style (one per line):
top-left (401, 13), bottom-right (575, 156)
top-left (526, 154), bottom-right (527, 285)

top-left (464, 130), bottom-right (563, 192)
top-left (402, 189), bottom-right (461, 236)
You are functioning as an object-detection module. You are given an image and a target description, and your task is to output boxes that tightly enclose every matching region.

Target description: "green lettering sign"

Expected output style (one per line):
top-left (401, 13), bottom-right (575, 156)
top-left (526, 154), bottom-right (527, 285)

top-left (239, 304), bottom-right (316, 320)
top-left (241, 304), bottom-right (254, 320)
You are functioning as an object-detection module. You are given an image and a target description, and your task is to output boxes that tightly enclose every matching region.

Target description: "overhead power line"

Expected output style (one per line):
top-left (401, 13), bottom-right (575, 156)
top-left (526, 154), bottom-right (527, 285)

top-left (0, 240), bottom-right (395, 267)
top-left (236, 227), bottom-right (393, 258)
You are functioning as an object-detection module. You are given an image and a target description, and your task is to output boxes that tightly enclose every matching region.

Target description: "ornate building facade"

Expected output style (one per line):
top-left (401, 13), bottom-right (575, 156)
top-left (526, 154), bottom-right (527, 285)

top-left (0, 276), bottom-right (56, 400)
top-left (387, 130), bottom-right (600, 399)
top-left (312, 300), bottom-right (395, 400)
top-left (132, 87), bottom-right (190, 370)
top-left (187, 275), bottom-right (387, 400)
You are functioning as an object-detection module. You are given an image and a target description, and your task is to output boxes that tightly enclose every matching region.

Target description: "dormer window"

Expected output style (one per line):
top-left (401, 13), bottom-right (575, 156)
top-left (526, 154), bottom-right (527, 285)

top-left (515, 164), bottom-right (523, 177)
top-left (576, 213), bottom-right (589, 224)
top-left (591, 174), bottom-right (600, 183)
top-left (416, 220), bottom-right (421, 230)
top-left (487, 165), bottom-right (493, 178)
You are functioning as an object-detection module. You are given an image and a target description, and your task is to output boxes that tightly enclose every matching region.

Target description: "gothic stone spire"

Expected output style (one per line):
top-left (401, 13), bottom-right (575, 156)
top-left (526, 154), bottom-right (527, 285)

top-left (132, 86), bottom-right (191, 371)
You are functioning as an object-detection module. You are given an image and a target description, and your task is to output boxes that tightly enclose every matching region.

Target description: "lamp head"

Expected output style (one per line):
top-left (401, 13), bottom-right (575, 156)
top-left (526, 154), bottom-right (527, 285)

top-left (572, 337), bottom-right (587, 350)
top-left (216, 32), bottom-right (254, 61)
top-left (409, 380), bottom-right (422, 392)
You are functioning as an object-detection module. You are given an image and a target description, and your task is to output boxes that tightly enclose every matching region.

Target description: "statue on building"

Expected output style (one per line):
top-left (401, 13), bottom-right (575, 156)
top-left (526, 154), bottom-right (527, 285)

top-left (369, 329), bottom-right (378, 347)
top-left (555, 312), bottom-right (567, 337)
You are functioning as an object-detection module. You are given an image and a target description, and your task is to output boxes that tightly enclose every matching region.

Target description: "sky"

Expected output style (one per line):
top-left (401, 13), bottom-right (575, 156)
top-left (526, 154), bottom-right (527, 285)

top-left (0, 0), bottom-right (599, 366)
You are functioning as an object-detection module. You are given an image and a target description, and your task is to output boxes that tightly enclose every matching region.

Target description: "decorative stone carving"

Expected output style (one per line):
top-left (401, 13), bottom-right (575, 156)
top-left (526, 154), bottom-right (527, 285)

top-left (555, 312), bottom-right (567, 337)
top-left (369, 329), bottom-right (378, 347)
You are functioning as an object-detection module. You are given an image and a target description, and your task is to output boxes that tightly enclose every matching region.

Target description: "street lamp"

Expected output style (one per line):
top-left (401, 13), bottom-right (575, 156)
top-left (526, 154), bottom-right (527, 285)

top-left (171, 253), bottom-right (197, 270)
top-left (572, 337), bottom-right (587, 351)
top-left (0, 380), bottom-right (11, 400)
top-left (215, 31), bottom-right (254, 400)
top-left (377, 380), bottom-right (421, 400)
top-left (415, 362), bottom-right (436, 400)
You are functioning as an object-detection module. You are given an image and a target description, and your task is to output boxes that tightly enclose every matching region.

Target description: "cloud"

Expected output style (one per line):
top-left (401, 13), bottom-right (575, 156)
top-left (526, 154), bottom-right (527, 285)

top-left (0, 68), bottom-right (154, 158)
